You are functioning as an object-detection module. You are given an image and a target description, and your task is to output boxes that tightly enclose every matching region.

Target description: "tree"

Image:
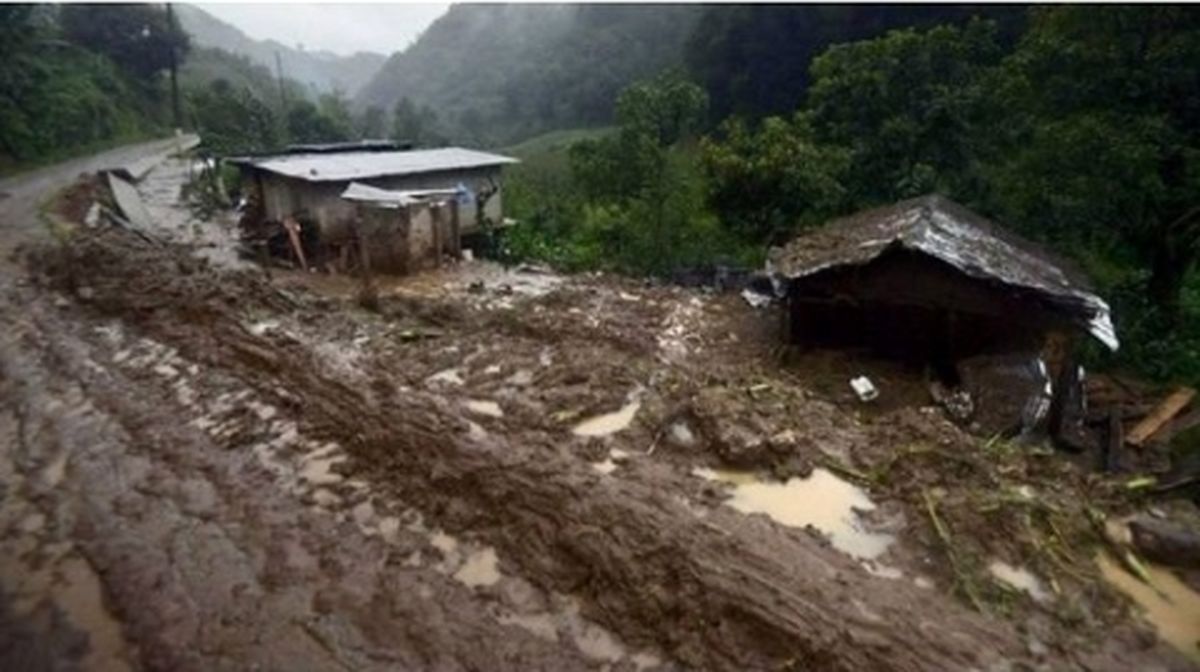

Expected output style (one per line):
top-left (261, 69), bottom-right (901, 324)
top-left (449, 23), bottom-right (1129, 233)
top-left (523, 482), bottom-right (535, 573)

top-left (700, 114), bottom-right (848, 244)
top-left (571, 71), bottom-right (708, 203)
top-left (286, 100), bottom-right (346, 144)
top-left (391, 97), bottom-right (442, 147)
top-left (188, 79), bottom-right (280, 156)
top-left (990, 6), bottom-right (1200, 321)
top-left (685, 5), bottom-right (1026, 122)
top-left (316, 90), bottom-right (355, 140)
top-left (59, 4), bottom-right (189, 83)
top-left (806, 19), bottom-right (1005, 206)
top-left (564, 72), bottom-right (722, 274)
top-left (356, 105), bottom-right (386, 139)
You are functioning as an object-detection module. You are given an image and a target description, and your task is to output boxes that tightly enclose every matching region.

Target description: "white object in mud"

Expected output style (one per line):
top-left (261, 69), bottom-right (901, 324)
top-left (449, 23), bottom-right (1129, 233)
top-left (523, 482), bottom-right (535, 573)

top-left (850, 376), bottom-right (878, 402)
top-left (741, 288), bottom-right (772, 308)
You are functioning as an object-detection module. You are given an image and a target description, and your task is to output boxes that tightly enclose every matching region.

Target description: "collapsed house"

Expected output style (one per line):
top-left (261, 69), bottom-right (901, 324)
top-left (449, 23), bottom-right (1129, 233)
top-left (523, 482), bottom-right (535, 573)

top-left (768, 194), bottom-right (1118, 442)
top-left (230, 146), bottom-right (517, 272)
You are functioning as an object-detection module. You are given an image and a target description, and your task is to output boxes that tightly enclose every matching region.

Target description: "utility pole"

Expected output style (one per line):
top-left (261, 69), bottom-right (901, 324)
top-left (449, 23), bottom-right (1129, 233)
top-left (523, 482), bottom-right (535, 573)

top-left (274, 50), bottom-right (288, 112)
top-left (166, 2), bottom-right (181, 130)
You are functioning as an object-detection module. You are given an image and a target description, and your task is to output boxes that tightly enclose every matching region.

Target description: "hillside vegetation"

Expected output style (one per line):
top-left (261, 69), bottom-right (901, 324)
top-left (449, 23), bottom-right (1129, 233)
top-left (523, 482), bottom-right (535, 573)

top-left (356, 4), bottom-right (702, 146)
top-left (174, 4), bottom-right (385, 97)
top-left (0, 5), bottom-right (182, 173)
top-left (503, 8), bottom-right (1200, 383)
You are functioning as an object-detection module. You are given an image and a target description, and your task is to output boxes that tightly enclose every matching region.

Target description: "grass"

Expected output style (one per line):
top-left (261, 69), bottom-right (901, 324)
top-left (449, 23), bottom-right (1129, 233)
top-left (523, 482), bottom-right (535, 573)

top-left (500, 126), bottom-right (615, 160)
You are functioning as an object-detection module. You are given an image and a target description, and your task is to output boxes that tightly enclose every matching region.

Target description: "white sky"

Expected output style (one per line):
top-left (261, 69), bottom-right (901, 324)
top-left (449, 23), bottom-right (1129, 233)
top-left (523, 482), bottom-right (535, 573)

top-left (195, 3), bottom-right (450, 56)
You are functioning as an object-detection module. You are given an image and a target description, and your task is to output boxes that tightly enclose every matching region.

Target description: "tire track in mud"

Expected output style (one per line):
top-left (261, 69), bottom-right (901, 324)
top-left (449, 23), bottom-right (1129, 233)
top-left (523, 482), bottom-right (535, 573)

top-left (0, 289), bottom-right (609, 670)
top-left (25, 229), bottom-right (1068, 672)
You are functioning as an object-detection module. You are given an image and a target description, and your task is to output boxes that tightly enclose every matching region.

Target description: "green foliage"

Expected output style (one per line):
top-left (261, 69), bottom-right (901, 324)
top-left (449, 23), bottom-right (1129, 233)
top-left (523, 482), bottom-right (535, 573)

top-left (506, 73), bottom-right (756, 275)
top-left (806, 19), bottom-right (1005, 205)
top-left (685, 5), bottom-right (1027, 122)
top-left (356, 105), bottom-right (386, 140)
top-left (286, 100), bottom-right (348, 145)
top-left (60, 3), bottom-right (189, 83)
top-left (391, 97), bottom-right (444, 147)
top-left (187, 79), bottom-right (281, 156)
top-left (316, 91), bottom-right (355, 141)
top-left (700, 114), bottom-right (848, 243)
top-left (987, 6), bottom-right (1200, 321)
top-left (357, 4), bottom-right (702, 146)
top-left (0, 35), bottom-right (154, 169)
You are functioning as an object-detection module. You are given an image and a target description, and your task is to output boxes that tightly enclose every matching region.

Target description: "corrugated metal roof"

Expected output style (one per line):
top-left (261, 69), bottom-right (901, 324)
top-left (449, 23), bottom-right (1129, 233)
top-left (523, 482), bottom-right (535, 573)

top-left (233, 147), bottom-right (518, 182)
top-left (768, 195), bottom-right (1118, 350)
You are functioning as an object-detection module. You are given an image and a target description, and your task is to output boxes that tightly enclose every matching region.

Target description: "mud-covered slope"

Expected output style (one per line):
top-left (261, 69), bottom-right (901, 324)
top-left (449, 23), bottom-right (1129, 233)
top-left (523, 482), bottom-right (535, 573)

top-left (8, 216), bottom-right (1188, 671)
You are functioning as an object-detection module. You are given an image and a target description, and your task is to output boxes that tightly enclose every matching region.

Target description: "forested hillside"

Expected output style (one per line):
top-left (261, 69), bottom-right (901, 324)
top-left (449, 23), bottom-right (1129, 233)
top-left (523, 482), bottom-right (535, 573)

top-left (0, 4), bottom-right (185, 172)
top-left (686, 4), bottom-right (1028, 120)
top-left (174, 4), bottom-right (385, 97)
top-left (503, 6), bottom-right (1200, 382)
top-left (356, 4), bottom-right (702, 146)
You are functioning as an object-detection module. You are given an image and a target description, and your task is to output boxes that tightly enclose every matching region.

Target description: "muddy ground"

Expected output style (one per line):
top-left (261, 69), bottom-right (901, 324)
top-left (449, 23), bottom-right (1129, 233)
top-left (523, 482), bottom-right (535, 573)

top-left (1, 157), bottom-right (1196, 670)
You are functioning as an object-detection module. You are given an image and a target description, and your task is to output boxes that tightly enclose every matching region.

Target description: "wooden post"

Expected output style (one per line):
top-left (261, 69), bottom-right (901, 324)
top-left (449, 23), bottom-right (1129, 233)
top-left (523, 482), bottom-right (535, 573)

top-left (450, 198), bottom-right (462, 261)
top-left (282, 216), bottom-right (308, 271)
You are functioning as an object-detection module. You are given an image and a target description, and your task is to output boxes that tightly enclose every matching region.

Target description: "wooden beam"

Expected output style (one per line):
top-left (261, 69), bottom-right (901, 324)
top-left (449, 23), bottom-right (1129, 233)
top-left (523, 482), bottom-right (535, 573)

top-left (1127, 387), bottom-right (1196, 447)
top-left (282, 216), bottom-right (307, 271)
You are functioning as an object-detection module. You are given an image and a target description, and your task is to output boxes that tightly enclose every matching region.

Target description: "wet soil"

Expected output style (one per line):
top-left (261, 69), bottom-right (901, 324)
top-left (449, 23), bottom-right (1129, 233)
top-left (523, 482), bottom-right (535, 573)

top-left (1, 160), bottom-right (1197, 670)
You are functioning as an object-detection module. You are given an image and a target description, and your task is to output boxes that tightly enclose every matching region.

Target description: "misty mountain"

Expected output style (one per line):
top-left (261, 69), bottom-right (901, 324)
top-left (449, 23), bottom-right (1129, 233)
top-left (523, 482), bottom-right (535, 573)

top-left (355, 4), bottom-right (702, 146)
top-left (175, 3), bottom-right (387, 98)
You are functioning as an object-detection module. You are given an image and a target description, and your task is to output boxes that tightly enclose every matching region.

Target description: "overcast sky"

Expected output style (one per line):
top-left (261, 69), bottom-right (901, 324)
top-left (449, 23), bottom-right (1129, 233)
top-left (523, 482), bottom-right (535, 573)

top-left (195, 3), bottom-right (450, 56)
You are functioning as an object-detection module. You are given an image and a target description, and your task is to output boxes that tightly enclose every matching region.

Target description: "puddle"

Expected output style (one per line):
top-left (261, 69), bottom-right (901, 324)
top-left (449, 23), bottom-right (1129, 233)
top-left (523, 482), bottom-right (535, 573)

top-left (1097, 553), bottom-right (1200, 663)
top-left (464, 399), bottom-right (503, 418)
top-left (453, 547), bottom-right (501, 587)
top-left (988, 560), bottom-right (1050, 603)
top-left (694, 467), bottom-right (894, 560)
top-left (573, 398), bottom-right (642, 437)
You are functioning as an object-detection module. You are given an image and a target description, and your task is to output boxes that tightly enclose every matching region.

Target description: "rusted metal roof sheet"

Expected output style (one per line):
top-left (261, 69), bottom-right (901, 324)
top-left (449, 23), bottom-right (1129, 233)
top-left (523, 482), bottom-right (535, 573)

top-left (768, 195), bottom-right (1118, 350)
top-left (232, 147), bottom-right (517, 183)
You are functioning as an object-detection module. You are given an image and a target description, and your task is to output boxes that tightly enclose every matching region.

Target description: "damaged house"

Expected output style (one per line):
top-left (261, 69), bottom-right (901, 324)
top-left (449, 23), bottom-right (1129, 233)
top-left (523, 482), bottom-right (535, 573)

top-left (768, 194), bottom-right (1118, 443)
top-left (230, 145), bottom-right (517, 272)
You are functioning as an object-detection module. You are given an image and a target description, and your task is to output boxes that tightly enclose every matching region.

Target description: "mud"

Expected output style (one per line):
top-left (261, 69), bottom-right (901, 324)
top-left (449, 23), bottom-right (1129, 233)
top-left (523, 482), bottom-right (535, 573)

top-left (1, 159), bottom-right (1197, 670)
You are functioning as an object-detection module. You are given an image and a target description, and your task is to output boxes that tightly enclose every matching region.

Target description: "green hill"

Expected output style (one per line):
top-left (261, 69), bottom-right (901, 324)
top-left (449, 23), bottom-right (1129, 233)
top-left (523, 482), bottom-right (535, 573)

top-left (356, 4), bottom-right (701, 147)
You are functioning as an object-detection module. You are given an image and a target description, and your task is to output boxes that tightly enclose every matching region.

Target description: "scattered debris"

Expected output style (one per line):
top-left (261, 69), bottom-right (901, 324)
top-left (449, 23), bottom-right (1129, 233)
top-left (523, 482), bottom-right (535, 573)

top-left (850, 376), bottom-right (879, 402)
top-left (1127, 386), bottom-right (1196, 447)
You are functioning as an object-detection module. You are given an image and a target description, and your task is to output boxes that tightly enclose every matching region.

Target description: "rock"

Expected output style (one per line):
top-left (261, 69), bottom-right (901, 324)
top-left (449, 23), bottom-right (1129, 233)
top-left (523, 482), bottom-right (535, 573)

top-left (1129, 515), bottom-right (1200, 568)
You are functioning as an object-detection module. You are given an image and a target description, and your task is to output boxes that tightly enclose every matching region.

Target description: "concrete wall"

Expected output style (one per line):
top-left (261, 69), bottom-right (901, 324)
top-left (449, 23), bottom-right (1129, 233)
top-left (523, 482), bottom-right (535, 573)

top-left (251, 165), bottom-right (504, 245)
top-left (356, 201), bottom-right (458, 274)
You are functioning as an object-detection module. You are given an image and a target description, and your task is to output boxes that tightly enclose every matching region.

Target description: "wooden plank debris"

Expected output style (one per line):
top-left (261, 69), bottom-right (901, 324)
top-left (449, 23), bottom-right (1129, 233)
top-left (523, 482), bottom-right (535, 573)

top-left (282, 217), bottom-right (308, 271)
top-left (1127, 387), bottom-right (1196, 447)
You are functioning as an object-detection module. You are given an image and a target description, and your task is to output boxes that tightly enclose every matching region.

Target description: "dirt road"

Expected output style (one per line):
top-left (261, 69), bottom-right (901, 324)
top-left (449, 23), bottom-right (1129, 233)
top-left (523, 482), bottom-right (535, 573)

top-left (0, 149), bottom-right (1193, 670)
